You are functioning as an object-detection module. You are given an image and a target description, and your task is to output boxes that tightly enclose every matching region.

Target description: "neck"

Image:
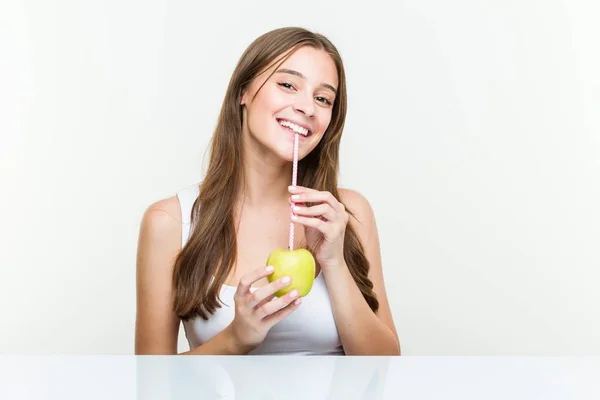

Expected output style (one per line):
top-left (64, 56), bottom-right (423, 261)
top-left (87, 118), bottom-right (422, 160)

top-left (238, 141), bottom-right (293, 209)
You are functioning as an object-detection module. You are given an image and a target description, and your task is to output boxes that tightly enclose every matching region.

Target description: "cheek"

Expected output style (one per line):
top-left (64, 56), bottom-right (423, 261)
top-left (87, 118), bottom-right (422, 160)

top-left (258, 87), bottom-right (286, 110)
top-left (317, 112), bottom-right (333, 135)
top-left (247, 95), bottom-right (276, 131)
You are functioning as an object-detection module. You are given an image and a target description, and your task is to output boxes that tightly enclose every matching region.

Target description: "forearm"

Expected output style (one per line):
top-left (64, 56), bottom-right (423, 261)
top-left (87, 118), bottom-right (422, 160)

top-left (180, 325), bottom-right (254, 355)
top-left (323, 263), bottom-right (400, 355)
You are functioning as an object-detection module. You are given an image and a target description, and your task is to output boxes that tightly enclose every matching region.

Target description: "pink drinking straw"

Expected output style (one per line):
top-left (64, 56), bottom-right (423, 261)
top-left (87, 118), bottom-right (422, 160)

top-left (289, 132), bottom-right (300, 250)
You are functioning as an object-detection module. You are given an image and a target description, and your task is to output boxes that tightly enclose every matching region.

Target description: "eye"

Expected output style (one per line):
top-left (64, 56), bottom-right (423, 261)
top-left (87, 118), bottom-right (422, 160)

top-left (277, 82), bottom-right (296, 91)
top-left (315, 96), bottom-right (333, 106)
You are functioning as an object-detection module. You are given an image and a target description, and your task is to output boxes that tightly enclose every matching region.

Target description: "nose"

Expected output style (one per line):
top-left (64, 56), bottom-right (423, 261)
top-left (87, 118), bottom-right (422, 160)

top-left (292, 94), bottom-right (315, 118)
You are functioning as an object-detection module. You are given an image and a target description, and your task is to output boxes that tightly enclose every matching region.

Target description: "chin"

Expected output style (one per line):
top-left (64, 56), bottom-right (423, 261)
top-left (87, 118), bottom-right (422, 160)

top-left (273, 138), bottom-right (317, 163)
top-left (273, 145), bottom-right (303, 163)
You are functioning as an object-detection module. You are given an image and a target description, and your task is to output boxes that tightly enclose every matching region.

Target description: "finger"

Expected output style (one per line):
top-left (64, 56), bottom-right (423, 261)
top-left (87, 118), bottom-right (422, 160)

top-left (292, 203), bottom-right (336, 221)
top-left (288, 197), bottom-right (307, 208)
top-left (289, 185), bottom-right (317, 194)
top-left (248, 276), bottom-right (292, 308)
top-left (257, 289), bottom-right (300, 319)
top-left (289, 187), bottom-right (342, 212)
top-left (291, 214), bottom-right (328, 233)
top-left (254, 294), bottom-right (276, 310)
top-left (263, 297), bottom-right (302, 327)
top-left (235, 265), bottom-right (275, 298)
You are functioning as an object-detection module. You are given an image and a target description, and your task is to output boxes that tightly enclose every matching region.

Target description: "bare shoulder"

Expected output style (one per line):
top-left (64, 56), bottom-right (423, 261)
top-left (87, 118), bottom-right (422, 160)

top-left (338, 187), bottom-right (373, 210)
top-left (338, 187), bottom-right (376, 234)
top-left (142, 196), bottom-right (183, 227)
top-left (136, 195), bottom-right (183, 275)
top-left (138, 196), bottom-right (181, 256)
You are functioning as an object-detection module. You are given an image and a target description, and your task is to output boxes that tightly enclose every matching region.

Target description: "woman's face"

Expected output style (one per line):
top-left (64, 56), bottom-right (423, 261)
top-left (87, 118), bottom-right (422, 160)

top-left (241, 45), bottom-right (339, 163)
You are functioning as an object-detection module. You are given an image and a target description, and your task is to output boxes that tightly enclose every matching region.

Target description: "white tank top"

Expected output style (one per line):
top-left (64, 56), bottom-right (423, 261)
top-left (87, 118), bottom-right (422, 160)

top-left (177, 183), bottom-right (345, 355)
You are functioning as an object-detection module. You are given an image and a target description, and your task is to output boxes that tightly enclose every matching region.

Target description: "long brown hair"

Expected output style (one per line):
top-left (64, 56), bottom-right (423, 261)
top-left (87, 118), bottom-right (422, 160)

top-left (173, 27), bottom-right (379, 321)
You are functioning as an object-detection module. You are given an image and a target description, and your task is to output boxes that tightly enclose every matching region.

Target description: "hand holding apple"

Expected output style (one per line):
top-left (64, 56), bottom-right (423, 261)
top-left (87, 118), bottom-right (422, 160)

top-left (228, 265), bottom-right (303, 353)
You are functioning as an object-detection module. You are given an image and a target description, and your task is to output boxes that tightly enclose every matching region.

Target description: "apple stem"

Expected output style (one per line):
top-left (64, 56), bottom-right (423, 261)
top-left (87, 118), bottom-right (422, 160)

top-left (289, 132), bottom-right (300, 251)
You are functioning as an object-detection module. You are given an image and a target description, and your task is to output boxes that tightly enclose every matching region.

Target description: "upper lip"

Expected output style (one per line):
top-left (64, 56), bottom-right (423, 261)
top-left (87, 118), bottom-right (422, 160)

top-left (277, 118), bottom-right (312, 134)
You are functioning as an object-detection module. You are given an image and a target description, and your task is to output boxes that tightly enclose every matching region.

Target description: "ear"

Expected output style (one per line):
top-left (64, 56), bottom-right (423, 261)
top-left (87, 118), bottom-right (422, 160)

top-left (240, 86), bottom-right (250, 106)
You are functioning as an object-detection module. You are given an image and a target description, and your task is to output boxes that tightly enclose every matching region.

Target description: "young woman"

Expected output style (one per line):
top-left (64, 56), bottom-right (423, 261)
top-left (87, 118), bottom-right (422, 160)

top-left (135, 27), bottom-right (400, 355)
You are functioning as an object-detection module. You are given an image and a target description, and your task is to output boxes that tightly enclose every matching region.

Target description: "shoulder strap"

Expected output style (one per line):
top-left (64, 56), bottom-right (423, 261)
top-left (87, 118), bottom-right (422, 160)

top-left (176, 183), bottom-right (201, 247)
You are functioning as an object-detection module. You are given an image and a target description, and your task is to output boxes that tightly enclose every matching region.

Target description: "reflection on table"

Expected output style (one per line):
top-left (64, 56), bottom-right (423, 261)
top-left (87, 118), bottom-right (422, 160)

top-left (136, 355), bottom-right (389, 399)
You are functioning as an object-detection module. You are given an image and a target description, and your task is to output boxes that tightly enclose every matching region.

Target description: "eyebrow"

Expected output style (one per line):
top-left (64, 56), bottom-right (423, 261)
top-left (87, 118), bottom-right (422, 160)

top-left (275, 68), bottom-right (337, 94)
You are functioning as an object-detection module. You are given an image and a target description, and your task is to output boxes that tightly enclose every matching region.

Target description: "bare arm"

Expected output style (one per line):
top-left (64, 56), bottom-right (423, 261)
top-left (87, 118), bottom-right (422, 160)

top-left (134, 198), bottom-right (247, 355)
top-left (324, 190), bottom-right (401, 355)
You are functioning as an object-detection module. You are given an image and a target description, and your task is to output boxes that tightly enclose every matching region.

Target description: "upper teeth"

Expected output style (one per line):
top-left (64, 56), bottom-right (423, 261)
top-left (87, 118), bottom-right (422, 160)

top-left (279, 120), bottom-right (309, 136)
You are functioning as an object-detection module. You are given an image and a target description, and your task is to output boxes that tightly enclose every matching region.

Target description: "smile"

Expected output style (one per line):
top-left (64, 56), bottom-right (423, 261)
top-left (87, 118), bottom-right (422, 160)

top-left (277, 118), bottom-right (312, 137)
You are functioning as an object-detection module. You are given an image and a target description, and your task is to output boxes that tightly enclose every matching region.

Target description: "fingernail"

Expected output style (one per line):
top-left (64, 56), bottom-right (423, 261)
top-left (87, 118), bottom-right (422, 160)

top-left (294, 298), bottom-right (302, 305)
top-left (293, 205), bottom-right (301, 211)
top-left (291, 194), bottom-right (300, 200)
top-left (266, 266), bottom-right (274, 273)
top-left (289, 290), bottom-right (298, 298)
top-left (281, 276), bottom-right (291, 283)
top-left (288, 185), bottom-right (298, 191)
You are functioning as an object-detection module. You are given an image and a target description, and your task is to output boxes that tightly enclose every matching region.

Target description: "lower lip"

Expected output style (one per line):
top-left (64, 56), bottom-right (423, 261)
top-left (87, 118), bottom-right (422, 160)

top-left (278, 123), bottom-right (310, 139)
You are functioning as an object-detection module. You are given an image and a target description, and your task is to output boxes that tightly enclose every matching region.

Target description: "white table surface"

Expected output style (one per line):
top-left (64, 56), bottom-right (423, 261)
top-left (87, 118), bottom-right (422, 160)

top-left (1, 356), bottom-right (598, 399)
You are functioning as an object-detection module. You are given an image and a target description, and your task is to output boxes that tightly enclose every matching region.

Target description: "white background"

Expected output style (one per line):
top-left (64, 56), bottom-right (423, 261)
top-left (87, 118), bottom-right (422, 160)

top-left (1, 0), bottom-right (598, 355)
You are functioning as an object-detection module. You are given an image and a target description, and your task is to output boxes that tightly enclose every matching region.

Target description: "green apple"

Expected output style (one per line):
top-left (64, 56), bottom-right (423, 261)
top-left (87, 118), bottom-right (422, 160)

top-left (266, 248), bottom-right (316, 297)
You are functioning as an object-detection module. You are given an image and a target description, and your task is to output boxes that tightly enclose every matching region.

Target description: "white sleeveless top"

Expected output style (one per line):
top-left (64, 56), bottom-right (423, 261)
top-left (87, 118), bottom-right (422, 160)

top-left (177, 183), bottom-right (345, 355)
